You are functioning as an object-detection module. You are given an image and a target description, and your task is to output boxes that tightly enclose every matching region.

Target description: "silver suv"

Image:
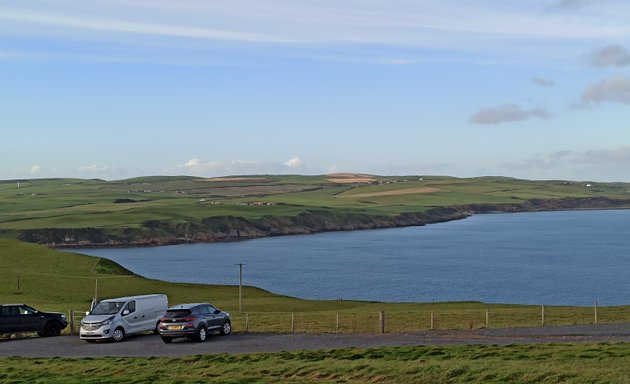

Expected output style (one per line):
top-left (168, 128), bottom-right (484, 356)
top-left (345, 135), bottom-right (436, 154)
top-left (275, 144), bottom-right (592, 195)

top-left (158, 303), bottom-right (231, 343)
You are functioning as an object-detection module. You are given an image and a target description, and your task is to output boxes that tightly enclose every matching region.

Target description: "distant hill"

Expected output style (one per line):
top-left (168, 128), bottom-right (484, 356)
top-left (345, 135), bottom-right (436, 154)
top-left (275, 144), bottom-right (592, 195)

top-left (1, 174), bottom-right (630, 247)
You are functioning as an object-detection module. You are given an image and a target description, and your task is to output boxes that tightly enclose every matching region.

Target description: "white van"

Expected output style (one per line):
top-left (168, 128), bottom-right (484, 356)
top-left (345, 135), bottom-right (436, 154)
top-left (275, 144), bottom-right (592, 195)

top-left (80, 294), bottom-right (168, 342)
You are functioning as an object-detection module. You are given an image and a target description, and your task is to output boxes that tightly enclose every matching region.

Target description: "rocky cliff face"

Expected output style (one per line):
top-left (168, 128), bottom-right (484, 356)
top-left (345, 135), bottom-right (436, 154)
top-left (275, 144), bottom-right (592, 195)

top-left (12, 197), bottom-right (630, 248)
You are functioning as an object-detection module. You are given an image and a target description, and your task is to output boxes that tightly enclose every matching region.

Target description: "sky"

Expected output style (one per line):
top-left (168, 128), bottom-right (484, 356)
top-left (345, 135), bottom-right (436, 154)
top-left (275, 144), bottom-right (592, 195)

top-left (2, 0), bottom-right (630, 182)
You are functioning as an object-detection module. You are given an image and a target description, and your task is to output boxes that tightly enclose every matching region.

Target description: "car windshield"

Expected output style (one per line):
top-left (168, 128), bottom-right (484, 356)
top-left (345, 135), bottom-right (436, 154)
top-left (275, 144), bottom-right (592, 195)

top-left (90, 301), bottom-right (124, 315)
top-left (164, 309), bottom-right (192, 318)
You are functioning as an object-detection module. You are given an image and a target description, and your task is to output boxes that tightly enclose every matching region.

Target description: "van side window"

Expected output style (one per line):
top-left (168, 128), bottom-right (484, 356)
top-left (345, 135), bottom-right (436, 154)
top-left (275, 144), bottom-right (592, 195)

top-left (124, 301), bottom-right (136, 314)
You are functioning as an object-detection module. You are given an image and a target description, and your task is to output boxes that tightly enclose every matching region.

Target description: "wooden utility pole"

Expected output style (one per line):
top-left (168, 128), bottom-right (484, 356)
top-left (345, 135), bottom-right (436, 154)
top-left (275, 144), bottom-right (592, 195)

top-left (235, 263), bottom-right (246, 312)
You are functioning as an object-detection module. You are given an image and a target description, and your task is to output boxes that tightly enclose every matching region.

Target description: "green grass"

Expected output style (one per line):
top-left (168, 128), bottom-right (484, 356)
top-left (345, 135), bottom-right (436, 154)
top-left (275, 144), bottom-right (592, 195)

top-left (2, 175), bottom-right (630, 232)
top-left (1, 343), bottom-right (630, 383)
top-left (2, 240), bottom-right (629, 334)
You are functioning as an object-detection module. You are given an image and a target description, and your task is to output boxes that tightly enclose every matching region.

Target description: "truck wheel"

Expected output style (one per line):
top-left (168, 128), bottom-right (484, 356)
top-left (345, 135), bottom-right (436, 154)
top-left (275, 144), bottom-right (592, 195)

top-left (44, 321), bottom-right (62, 337)
top-left (112, 327), bottom-right (125, 342)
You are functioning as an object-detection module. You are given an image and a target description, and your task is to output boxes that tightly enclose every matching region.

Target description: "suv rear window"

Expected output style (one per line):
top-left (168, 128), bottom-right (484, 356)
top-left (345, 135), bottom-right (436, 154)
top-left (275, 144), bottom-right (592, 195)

top-left (164, 309), bottom-right (192, 318)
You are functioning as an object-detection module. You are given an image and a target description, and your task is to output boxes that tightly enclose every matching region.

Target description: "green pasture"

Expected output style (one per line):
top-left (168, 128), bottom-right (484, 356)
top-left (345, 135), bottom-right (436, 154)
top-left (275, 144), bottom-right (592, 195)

top-left (2, 343), bottom-right (630, 383)
top-left (1, 175), bottom-right (630, 232)
top-left (2, 240), bottom-right (629, 334)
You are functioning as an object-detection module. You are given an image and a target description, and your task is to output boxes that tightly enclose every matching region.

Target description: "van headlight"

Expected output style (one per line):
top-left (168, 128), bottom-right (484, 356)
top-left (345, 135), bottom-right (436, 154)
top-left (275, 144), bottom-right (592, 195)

top-left (101, 316), bottom-right (115, 326)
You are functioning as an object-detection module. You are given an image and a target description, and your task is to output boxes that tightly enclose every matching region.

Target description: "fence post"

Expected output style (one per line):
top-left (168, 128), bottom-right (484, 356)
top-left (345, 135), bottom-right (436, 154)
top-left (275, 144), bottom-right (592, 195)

top-left (594, 301), bottom-right (598, 325)
top-left (69, 310), bottom-right (75, 334)
top-left (291, 313), bottom-right (295, 333)
top-left (541, 305), bottom-right (545, 326)
top-left (379, 311), bottom-right (385, 334)
top-left (245, 313), bottom-right (249, 332)
top-left (485, 309), bottom-right (489, 329)
top-left (336, 313), bottom-right (339, 333)
top-left (430, 312), bottom-right (435, 330)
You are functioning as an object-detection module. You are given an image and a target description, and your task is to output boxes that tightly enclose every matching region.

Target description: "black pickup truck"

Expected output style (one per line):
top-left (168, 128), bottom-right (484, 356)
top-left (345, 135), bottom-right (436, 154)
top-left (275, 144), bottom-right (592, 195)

top-left (0, 304), bottom-right (68, 337)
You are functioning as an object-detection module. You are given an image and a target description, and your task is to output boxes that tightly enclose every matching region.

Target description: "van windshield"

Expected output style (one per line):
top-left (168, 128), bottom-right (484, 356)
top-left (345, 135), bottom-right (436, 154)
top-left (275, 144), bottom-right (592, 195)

top-left (91, 301), bottom-right (125, 315)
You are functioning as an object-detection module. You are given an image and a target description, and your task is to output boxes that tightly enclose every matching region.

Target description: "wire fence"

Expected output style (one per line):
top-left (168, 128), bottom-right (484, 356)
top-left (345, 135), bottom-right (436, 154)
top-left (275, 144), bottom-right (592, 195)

top-left (221, 304), bottom-right (625, 334)
top-left (62, 303), bottom-right (629, 335)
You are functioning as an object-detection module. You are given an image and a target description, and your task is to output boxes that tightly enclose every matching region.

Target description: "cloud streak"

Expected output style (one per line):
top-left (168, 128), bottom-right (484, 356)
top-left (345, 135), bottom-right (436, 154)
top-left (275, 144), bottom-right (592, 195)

top-left (584, 45), bottom-right (630, 67)
top-left (469, 104), bottom-right (552, 125)
top-left (181, 157), bottom-right (305, 176)
top-left (503, 147), bottom-right (630, 181)
top-left (3, 1), bottom-right (630, 64)
top-left (555, 0), bottom-right (592, 10)
top-left (531, 77), bottom-right (555, 87)
top-left (580, 75), bottom-right (630, 106)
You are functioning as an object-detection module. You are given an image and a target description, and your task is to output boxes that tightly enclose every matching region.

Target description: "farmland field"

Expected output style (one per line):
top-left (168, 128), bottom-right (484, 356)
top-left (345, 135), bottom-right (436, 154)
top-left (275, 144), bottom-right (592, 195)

top-left (1, 174), bottom-right (630, 247)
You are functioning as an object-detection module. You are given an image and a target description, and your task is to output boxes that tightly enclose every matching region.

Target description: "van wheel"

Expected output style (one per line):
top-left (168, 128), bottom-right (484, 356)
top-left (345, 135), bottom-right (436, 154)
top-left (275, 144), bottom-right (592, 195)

top-left (154, 321), bottom-right (161, 334)
top-left (44, 321), bottom-right (62, 337)
top-left (112, 327), bottom-right (125, 342)
top-left (220, 321), bottom-right (232, 335)
top-left (196, 326), bottom-right (207, 342)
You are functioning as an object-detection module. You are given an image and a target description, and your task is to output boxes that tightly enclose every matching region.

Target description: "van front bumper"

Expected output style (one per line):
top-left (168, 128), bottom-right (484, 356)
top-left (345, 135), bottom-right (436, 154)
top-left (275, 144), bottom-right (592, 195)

top-left (80, 324), bottom-right (113, 339)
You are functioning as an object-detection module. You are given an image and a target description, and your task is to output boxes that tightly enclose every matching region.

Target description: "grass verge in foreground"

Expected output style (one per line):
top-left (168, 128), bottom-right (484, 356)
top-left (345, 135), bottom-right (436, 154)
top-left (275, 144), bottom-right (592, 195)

top-left (1, 343), bottom-right (629, 383)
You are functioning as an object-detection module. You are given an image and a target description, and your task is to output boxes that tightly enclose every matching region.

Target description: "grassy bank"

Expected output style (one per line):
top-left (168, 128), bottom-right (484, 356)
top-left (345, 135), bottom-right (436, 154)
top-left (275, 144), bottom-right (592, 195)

top-left (2, 240), bottom-right (629, 333)
top-left (1, 343), bottom-right (630, 383)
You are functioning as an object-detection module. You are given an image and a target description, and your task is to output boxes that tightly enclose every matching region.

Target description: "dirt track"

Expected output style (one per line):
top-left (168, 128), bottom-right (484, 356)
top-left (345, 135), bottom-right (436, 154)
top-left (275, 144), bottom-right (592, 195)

top-left (1, 323), bottom-right (630, 358)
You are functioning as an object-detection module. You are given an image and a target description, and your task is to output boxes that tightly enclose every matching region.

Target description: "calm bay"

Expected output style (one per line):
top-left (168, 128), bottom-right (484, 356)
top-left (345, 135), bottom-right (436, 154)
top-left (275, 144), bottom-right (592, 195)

top-left (72, 209), bottom-right (630, 306)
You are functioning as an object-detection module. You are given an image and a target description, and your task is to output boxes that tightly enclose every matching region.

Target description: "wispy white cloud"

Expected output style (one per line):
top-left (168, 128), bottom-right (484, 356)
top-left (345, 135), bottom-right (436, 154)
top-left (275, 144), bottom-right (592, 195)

top-left (579, 75), bottom-right (630, 106)
top-left (554, 0), bottom-right (593, 10)
top-left (501, 147), bottom-right (630, 181)
top-left (180, 157), bottom-right (306, 176)
top-left (78, 164), bottom-right (109, 172)
top-left (583, 45), bottom-right (630, 67)
top-left (531, 77), bottom-right (555, 87)
top-left (30, 165), bottom-right (41, 175)
top-left (283, 157), bottom-right (302, 168)
top-left (469, 104), bottom-right (553, 125)
top-left (3, 1), bottom-right (630, 64)
top-left (0, 8), bottom-right (288, 43)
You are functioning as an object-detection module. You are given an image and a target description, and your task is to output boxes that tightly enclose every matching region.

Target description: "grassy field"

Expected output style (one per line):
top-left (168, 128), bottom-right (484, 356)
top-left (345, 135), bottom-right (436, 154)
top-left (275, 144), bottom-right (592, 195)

top-left (3, 241), bottom-right (630, 383)
top-left (1, 343), bottom-right (630, 383)
top-left (2, 240), bottom-right (629, 334)
top-left (1, 174), bottom-right (630, 231)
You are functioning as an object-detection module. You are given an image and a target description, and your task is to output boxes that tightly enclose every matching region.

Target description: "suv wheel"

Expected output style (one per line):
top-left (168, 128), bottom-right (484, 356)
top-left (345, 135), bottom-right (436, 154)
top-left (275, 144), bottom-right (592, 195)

top-left (44, 321), bottom-right (62, 337)
top-left (220, 321), bottom-right (232, 335)
top-left (196, 326), bottom-right (207, 342)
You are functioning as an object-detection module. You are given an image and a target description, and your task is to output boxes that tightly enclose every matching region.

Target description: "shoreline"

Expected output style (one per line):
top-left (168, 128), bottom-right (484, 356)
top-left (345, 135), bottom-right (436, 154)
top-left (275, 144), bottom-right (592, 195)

top-left (12, 196), bottom-right (630, 249)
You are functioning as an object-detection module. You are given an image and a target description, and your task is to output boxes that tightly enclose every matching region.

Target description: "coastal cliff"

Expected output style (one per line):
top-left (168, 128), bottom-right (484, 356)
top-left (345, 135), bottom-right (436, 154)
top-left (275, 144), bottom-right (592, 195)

top-left (12, 196), bottom-right (630, 248)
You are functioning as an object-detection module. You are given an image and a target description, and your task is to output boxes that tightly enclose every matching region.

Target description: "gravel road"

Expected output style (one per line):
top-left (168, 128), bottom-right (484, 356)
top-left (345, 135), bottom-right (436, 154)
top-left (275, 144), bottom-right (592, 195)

top-left (2, 323), bottom-right (630, 358)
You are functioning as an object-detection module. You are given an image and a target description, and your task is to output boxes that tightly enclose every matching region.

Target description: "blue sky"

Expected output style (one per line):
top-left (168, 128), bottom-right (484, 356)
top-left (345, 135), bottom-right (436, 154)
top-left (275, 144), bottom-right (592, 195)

top-left (2, 0), bottom-right (630, 181)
